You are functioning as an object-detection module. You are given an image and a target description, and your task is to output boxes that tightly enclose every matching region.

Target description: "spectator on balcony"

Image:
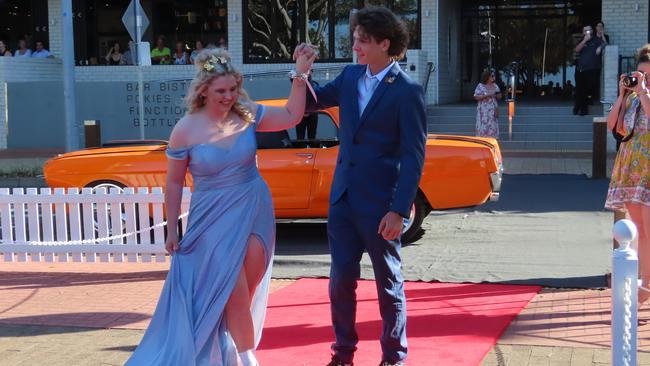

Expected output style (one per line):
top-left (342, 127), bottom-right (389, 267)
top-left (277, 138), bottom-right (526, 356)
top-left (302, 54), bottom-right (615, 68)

top-left (172, 41), bottom-right (189, 65)
top-left (218, 36), bottom-right (228, 50)
top-left (31, 41), bottom-right (51, 58)
top-left (606, 44), bottom-right (650, 306)
top-left (190, 40), bottom-right (204, 64)
top-left (0, 40), bottom-right (11, 56)
top-left (151, 35), bottom-right (171, 65)
top-left (104, 42), bottom-right (123, 65)
top-left (474, 68), bottom-right (502, 138)
top-left (13, 39), bottom-right (31, 57)
top-left (122, 41), bottom-right (135, 65)
top-left (596, 21), bottom-right (610, 45)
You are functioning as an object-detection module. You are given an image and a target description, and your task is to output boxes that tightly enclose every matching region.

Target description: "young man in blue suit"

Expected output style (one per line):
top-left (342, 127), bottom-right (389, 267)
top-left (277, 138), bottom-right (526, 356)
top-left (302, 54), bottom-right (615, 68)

top-left (293, 6), bottom-right (427, 366)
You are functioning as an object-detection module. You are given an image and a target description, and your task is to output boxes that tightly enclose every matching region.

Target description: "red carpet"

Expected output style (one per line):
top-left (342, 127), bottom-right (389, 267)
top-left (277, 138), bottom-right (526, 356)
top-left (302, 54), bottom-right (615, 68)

top-left (258, 279), bottom-right (540, 366)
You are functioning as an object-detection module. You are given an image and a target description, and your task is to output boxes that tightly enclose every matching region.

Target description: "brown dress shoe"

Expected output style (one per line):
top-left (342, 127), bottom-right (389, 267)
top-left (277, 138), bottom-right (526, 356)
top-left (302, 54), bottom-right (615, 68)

top-left (326, 355), bottom-right (353, 366)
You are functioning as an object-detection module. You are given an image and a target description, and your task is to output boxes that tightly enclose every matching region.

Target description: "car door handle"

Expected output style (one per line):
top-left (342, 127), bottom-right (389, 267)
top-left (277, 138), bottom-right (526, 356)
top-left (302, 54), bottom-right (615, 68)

top-left (295, 153), bottom-right (314, 159)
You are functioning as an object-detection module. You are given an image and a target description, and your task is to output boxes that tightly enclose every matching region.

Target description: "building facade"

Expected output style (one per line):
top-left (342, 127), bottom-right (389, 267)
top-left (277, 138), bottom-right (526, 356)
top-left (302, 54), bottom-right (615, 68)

top-left (0, 0), bottom-right (648, 150)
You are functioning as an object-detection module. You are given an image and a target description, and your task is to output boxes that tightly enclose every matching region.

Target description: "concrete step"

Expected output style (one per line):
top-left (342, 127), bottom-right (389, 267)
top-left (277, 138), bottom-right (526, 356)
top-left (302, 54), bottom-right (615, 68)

top-left (427, 105), bottom-right (603, 117)
top-left (500, 132), bottom-right (591, 142)
top-left (427, 115), bottom-right (599, 124)
top-left (429, 130), bottom-right (591, 142)
top-left (428, 123), bottom-right (593, 133)
top-left (498, 140), bottom-right (592, 151)
top-left (425, 103), bottom-right (603, 152)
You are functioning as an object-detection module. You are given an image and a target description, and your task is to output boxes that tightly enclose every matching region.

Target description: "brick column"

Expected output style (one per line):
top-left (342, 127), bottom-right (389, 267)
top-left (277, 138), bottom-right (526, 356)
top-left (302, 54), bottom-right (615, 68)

top-left (602, 0), bottom-right (649, 57)
top-left (603, 45), bottom-right (619, 105)
top-left (48, 0), bottom-right (63, 58)
top-left (421, 1), bottom-right (438, 104)
top-left (228, 0), bottom-right (243, 68)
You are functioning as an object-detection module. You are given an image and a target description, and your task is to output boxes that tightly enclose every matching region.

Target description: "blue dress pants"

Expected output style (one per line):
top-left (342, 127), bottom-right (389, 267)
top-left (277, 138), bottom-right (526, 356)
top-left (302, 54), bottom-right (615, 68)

top-left (327, 193), bottom-right (408, 363)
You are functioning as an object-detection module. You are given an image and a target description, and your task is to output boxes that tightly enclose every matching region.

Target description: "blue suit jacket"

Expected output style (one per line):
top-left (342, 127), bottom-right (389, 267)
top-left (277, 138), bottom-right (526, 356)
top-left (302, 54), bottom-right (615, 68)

top-left (306, 63), bottom-right (427, 218)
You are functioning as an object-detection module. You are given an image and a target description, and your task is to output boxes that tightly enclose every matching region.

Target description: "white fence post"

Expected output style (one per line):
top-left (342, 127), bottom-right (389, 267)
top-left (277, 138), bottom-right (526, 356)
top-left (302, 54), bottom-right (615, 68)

top-left (0, 186), bottom-right (191, 263)
top-left (612, 219), bottom-right (639, 366)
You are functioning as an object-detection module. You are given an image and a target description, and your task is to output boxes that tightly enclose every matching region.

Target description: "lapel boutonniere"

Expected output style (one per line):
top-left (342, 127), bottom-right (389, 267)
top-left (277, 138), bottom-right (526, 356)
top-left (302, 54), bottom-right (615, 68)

top-left (385, 75), bottom-right (396, 84)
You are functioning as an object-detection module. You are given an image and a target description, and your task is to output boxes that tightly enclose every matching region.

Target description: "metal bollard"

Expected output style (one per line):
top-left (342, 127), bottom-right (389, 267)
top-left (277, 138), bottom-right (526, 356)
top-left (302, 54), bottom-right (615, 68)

top-left (592, 117), bottom-right (607, 179)
top-left (84, 120), bottom-right (101, 148)
top-left (612, 219), bottom-right (639, 366)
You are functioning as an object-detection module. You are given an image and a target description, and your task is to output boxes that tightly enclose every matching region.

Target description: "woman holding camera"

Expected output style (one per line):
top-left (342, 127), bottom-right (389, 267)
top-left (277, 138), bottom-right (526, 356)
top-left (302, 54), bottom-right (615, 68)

top-left (606, 44), bottom-right (650, 305)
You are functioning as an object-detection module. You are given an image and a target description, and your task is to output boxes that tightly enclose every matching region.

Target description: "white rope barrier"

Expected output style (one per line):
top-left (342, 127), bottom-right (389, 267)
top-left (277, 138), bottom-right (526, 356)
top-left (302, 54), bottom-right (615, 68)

top-left (612, 219), bottom-right (638, 366)
top-left (0, 212), bottom-right (188, 246)
top-left (622, 276), bottom-right (633, 366)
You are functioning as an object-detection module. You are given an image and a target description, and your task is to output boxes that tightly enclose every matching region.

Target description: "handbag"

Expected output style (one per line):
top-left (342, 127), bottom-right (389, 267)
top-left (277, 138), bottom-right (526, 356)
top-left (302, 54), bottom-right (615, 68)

top-left (612, 95), bottom-right (637, 143)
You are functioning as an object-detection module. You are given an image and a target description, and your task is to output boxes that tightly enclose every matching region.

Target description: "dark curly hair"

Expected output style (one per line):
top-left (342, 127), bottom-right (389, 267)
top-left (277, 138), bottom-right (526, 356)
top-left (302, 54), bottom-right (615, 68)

top-left (351, 6), bottom-right (410, 60)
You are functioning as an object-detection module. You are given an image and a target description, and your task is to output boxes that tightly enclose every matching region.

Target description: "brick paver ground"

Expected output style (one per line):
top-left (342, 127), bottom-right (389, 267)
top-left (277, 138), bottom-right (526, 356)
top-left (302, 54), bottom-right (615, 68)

top-left (480, 288), bottom-right (650, 365)
top-left (1, 262), bottom-right (648, 365)
top-left (0, 153), bottom-right (630, 365)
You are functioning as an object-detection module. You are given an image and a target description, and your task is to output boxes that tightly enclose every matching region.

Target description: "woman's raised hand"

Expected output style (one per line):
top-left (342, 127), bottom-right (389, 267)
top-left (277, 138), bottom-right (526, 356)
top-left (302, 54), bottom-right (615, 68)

top-left (293, 43), bottom-right (318, 74)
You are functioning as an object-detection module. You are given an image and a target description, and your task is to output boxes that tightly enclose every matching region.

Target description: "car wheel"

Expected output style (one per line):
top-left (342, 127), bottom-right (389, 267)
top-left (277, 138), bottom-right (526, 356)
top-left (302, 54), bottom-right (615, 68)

top-left (87, 181), bottom-right (127, 237)
top-left (401, 192), bottom-right (429, 244)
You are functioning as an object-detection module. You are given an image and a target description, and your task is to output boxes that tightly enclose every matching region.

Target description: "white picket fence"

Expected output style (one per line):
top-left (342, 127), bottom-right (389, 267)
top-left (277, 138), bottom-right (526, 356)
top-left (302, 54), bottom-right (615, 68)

top-left (0, 187), bottom-right (191, 263)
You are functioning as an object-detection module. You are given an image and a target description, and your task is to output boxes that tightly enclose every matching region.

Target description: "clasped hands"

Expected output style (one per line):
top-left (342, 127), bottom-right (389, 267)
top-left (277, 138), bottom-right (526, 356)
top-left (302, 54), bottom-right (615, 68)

top-left (293, 43), bottom-right (319, 75)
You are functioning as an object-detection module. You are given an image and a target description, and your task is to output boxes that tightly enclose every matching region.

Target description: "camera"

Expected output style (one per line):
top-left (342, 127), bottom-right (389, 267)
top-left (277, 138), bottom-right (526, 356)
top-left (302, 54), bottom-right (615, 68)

top-left (623, 73), bottom-right (638, 88)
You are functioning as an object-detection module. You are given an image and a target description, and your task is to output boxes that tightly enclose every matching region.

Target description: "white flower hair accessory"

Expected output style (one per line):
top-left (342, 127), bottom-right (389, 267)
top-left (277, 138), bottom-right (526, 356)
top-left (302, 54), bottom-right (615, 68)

top-left (203, 55), bottom-right (230, 72)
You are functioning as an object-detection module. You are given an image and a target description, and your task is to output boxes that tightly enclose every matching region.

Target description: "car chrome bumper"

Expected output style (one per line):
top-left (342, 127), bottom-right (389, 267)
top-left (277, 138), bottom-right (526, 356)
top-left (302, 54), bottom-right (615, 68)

top-left (489, 167), bottom-right (502, 202)
top-left (489, 191), bottom-right (500, 201)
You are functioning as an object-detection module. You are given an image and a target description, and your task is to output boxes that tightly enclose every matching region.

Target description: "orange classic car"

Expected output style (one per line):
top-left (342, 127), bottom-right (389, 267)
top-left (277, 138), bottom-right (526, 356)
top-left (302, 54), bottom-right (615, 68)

top-left (44, 99), bottom-right (502, 243)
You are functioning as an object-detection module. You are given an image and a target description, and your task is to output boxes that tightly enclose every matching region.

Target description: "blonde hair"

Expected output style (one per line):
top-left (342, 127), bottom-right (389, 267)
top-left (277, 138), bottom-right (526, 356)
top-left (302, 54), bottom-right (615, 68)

top-left (636, 43), bottom-right (650, 66)
top-left (184, 48), bottom-right (254, 123)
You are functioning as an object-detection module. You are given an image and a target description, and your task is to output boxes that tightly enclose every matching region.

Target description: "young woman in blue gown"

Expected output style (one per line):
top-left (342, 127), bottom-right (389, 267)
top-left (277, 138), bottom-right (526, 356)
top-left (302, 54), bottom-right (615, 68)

top-left (125, 48), bottom-right (316, 366)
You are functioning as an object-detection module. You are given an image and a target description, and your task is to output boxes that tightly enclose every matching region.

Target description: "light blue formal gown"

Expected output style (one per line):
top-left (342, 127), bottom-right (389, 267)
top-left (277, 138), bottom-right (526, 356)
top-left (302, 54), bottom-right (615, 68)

top-left (125, 105), bottom-right (275, 366)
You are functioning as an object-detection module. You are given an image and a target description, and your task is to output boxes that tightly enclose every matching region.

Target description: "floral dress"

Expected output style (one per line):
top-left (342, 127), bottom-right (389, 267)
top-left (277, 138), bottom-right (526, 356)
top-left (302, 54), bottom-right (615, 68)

top-left (474, 83), bottom-right (500, 138)
top-left (605, 95), bottom-right (650, 210)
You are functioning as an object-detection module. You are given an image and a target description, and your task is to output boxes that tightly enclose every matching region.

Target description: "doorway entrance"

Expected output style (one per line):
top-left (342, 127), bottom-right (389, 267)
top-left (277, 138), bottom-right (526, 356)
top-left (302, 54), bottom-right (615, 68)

top-left (460, 0), bottom-right (602, 102)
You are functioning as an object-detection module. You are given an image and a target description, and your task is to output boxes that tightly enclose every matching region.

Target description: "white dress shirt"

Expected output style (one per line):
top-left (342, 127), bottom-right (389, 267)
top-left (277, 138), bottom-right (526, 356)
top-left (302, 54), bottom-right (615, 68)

top-left (358, 60), bottom-right (395, 116)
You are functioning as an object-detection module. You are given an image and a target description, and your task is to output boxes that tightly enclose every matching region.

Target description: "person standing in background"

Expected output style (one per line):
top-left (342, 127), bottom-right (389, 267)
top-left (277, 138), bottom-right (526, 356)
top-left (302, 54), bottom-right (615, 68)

top-left (573, 25), bottom-right (604, 115)
top-left (474, 69), bottom-right (501, 138)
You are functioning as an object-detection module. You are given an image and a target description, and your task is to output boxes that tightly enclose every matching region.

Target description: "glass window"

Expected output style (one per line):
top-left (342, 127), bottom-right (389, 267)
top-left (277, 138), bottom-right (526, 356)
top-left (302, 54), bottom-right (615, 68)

top-left (0, 0), bottom-right (50, 56)
top-left (356, 0), bottom-right (421, 49)
top-left (245, 0), bottom-right (298, 62)
top-left (315, 113), bottom-right (339, 140)
top-left (286, 112), bottom-right (338, 141)
top-left (73, 0), bottom-right (228, 65)
top-left (244, 0), bottom-right (420, 63)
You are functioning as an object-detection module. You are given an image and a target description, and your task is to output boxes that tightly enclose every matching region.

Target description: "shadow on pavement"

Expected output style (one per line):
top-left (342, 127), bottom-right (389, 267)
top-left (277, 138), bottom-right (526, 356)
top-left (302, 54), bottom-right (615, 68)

top-left (0, 313), bottom-right (150, 335)
top-left (479, 174), bottom-right (610, 213)
top-left (497, 275), bottom-right (608, 289)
